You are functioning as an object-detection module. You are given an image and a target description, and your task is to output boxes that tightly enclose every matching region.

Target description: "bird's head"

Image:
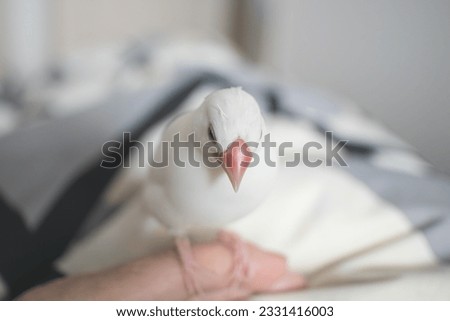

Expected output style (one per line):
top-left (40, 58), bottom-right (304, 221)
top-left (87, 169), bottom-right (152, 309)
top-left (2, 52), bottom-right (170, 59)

top-left (193, 87), bottom-right (265, 192)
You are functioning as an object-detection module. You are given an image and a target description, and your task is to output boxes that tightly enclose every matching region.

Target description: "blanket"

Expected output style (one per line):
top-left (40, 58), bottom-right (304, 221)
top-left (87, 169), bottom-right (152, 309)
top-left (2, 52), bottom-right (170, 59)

top-left (0, 40), bottom-right (449, 299)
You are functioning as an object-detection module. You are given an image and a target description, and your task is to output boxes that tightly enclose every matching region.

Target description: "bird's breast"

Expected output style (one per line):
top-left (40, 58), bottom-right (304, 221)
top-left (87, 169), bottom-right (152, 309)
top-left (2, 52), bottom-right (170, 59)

top-left (152, 147), bottom-right (276, 229)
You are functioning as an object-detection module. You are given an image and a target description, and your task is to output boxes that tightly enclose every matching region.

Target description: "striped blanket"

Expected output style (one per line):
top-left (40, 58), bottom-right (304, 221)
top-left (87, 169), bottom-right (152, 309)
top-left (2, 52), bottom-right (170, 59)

top-left (0, 40), bottom-right (449, 300)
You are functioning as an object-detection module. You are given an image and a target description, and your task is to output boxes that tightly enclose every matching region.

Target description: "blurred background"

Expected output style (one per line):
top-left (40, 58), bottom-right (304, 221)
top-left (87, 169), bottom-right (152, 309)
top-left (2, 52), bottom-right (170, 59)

top-left (0, 0), bottom-right (449, 173)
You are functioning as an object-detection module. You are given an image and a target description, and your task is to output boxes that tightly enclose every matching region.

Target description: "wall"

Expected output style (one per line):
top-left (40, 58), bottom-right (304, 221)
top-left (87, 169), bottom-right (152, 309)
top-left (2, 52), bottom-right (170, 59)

top-left (254, 0), bottom-right (450, 173)
top-left (1, 0), bottom-right (449, 174)
top-left (53, 0), bottom-right (234, 55)
top-left (0, 0), bottom-right (235, 76)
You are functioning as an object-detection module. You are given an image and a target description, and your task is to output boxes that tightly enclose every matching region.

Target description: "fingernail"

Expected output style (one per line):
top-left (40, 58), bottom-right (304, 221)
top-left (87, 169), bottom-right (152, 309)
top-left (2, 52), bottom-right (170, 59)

top-left (267, 272), bottom-right (307, 292)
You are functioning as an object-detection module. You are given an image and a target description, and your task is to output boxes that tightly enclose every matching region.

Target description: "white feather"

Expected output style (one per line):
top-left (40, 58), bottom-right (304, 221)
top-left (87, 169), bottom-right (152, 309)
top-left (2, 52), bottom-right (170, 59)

top-left (143, 88), bottom-right (277, 234)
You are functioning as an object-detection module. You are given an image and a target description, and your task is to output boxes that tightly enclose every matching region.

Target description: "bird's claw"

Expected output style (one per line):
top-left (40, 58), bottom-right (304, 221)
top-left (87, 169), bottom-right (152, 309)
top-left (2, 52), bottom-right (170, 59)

top-left (217, 230), bottom-right (251, 290)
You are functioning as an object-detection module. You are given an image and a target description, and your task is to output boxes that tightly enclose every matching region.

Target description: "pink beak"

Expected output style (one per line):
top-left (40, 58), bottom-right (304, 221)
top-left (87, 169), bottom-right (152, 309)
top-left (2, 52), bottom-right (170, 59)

top-left (222, 138), bottom-right (253, 192)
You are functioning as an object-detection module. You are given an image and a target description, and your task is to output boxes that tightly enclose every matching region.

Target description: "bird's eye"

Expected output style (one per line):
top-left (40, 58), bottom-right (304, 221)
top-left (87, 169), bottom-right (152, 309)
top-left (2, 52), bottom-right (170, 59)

top-left (208, 126), bottom-right (216, 141)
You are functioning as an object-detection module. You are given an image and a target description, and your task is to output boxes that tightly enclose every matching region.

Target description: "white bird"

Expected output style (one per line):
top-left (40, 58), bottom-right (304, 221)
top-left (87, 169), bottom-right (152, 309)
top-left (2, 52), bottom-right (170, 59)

top-left (143, 87), bottom-right (277, 296)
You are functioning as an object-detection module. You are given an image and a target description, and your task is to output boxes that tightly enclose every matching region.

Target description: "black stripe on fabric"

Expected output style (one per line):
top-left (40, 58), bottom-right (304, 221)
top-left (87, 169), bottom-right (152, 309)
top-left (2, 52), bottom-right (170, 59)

top-left (2, 72), bottom-right (232, 299)
top-left (266, 90), bottom-right (281, 114)
top-left (0, 193), bottom-right (64, 300)
top-left (0, 195), bottom-right (35, 285)
top-left (343, 143), bottom-right (374, 156)
top-left (313, 123), bottom-right (374, 156)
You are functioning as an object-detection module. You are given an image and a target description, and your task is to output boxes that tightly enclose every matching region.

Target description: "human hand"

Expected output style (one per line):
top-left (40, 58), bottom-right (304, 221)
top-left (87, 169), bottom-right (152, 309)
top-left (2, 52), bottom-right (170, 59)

top-left (18, 240), bottom-right (306, 300)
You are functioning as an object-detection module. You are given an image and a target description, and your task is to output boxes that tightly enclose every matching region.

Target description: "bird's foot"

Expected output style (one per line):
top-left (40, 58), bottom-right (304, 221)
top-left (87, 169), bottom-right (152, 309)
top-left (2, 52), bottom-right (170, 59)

top-left (175, 232), bottom-right (252, 300)
top-left (175, 232), bottom-right (305, 300)
top-left (217, 230), bottom-right (251, 290)
top-left (175, 236), bottom-right (212, 297)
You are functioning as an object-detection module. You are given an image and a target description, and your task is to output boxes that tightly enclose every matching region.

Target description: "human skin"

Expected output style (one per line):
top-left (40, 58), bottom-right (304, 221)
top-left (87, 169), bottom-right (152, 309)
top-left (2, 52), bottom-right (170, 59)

top-left (18, 240), bottom-right (305, 300)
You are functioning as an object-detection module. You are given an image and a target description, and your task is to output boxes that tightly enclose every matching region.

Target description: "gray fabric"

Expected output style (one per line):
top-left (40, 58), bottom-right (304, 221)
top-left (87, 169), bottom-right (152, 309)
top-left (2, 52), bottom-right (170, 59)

top-left (268, 82), bottom-right (450, 263)
top-left (277, 86), bottom-right (411, 150)
top-left (2, 41), bottom-right (449, 301)
top-left (1, 58), bottom-right (450, 263)
top-left (344, 158), bottom-right (450, 262)
top-left (0, 78), bottom-right (192, 229)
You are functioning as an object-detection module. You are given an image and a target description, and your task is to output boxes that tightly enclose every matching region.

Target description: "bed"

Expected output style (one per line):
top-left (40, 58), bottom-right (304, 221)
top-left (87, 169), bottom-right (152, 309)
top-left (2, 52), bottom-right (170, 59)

top-left (1, 39), bottom-right (449, 300)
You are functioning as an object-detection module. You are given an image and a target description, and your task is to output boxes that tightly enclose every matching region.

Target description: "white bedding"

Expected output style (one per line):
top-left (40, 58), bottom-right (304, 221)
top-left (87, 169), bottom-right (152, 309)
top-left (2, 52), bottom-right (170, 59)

top-left (1, 39), bottom-right (449, 300)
